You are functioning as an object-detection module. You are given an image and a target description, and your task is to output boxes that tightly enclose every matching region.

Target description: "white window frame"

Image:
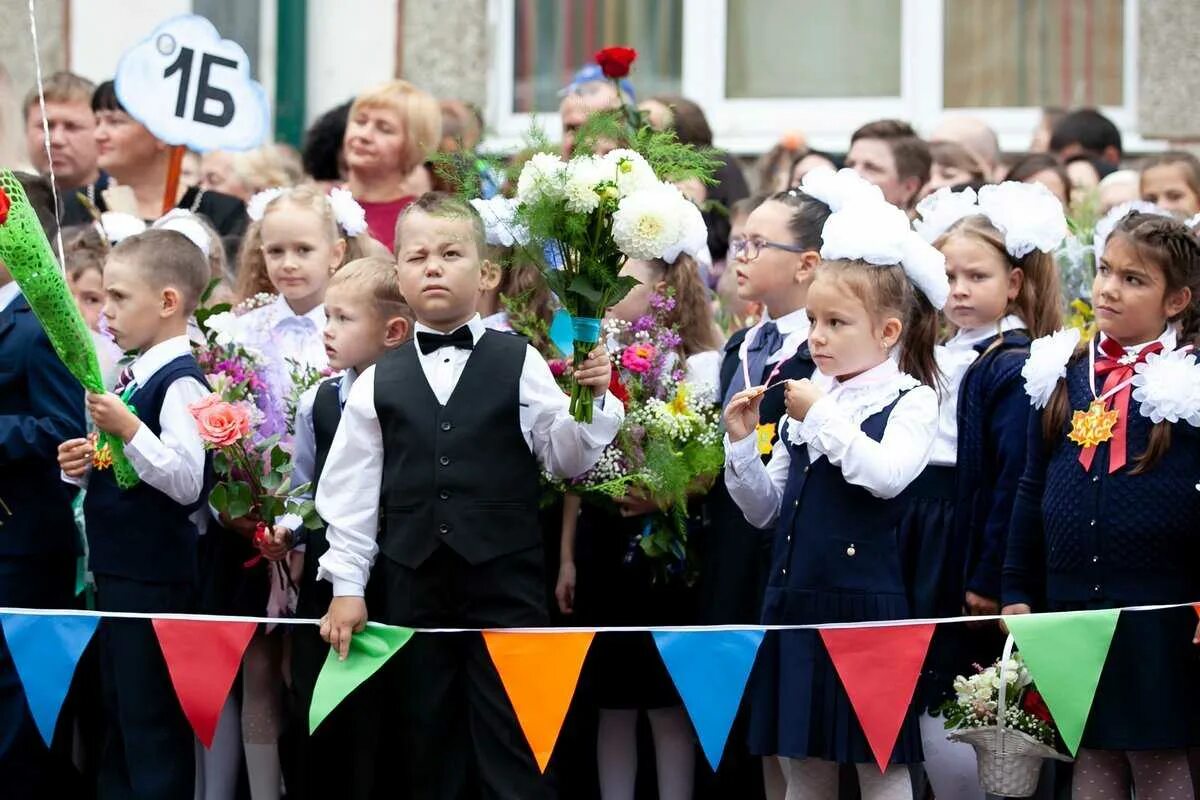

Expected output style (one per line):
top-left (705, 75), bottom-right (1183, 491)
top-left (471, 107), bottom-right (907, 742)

top-left (483, 0), bottom-right (1151, 155)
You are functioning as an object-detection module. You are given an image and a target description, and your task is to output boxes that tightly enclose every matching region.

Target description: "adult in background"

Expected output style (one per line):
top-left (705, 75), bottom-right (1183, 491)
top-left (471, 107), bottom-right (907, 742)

top-left (929, 114), bottom-right (1001, 181)
top-left (60, 81), bottom-right (247, 244)
top-left (200, 144), bottom-right (304, 202)
top-left (845, 119), bottom-right (931, 212)
top-left (342, 80), bottom-right (441, 251)
top-left (1004, 153), bottom-right (1071, 209)
top-left (23, 71), bottom-right (101, 191)
top-left (1049, 108), bottom-right (1122, 172)
top-left (303, 100), bottom-right (352, 191)
top-left (641, 95), bottom-right (750, 262)
top-left (558, 62), bottom-right (631, 159)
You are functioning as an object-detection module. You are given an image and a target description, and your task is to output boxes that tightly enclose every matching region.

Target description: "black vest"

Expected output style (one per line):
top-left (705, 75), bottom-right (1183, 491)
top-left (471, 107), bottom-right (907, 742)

top-left (84, 355), bottom-right (211, 583)
top-left (296, 376), bottom-right (344, 615)
top-left (374, 331), bottom-right (541, 568)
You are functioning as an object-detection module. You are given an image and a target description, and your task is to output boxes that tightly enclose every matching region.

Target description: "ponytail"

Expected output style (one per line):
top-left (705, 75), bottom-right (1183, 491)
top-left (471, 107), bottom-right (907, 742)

top-left (899, 290), bottom-right (942, 389)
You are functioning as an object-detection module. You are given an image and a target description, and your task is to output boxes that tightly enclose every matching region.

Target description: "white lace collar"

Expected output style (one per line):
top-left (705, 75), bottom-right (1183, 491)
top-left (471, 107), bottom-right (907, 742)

top-left (810, 358), bottom-right (921, 425)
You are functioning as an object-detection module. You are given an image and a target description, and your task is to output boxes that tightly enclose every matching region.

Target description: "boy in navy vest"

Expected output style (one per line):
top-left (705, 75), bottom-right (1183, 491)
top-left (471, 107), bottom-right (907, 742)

top-left (58, 229), bottom-right (212, 799)
top-left (316, 193), bottom-right (622, 799)
top-left (0, 251), bottom-right (87, 793)
top-left (275, 256), bottom-right (413, 798)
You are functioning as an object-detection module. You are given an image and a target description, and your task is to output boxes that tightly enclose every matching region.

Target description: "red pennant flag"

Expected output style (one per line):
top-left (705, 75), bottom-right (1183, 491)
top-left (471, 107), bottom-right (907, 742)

top-left (820, 623), bottom-right (936, 773)
top-left (152, 619), bottom-right (257, 748)
top-left (483, 631), bottom-right (593, 772)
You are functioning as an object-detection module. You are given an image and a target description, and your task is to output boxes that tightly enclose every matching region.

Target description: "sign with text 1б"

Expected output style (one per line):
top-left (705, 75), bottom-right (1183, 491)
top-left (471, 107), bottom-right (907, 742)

top-left (115, 14), bottom-right (269, 153)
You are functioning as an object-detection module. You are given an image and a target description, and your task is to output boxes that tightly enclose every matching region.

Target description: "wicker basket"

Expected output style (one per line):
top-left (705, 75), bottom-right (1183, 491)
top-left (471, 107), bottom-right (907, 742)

top-left (947, 636), bottom-right (1072, 798)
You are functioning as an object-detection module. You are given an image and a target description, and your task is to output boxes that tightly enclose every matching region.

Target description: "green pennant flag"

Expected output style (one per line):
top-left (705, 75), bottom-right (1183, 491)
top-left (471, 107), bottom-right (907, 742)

top-left (1004, 609), bottom-right (1120, 754)
top-left (309, 623), bottom-right (414, 734)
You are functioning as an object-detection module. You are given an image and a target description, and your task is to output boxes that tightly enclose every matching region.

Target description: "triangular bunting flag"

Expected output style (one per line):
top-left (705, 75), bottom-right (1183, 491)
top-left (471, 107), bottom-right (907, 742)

top-left (152, 618), bottom-right (257, 748)
top-left (310, 624), bottom-right (413, 734)
top-left (483, 631), bottom-right (593, 772)
top-left (1003, 609), bottom-right (1120, 754)
top-left (0, 614), bottom-right (99, 746)
top-left (652, 629), bottom-right (764, 770)
top-left (820, 623), bottom-right (936, 773)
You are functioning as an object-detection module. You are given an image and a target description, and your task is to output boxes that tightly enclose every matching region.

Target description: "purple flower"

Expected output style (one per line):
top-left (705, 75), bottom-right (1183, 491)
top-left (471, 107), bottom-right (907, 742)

top-left (649, 293), bottom-right (676, 313)
top-left (631, 314), bottom-right (656, 334)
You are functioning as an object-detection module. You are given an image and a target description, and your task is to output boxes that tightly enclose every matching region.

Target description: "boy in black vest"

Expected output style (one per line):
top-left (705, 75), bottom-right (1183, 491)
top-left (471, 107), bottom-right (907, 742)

top-left (317, 193), bottom-right (622, 799)
top-left (58, 229), bottom-right (212, 799)
top-left (275, 256), bottom-right (413, 798)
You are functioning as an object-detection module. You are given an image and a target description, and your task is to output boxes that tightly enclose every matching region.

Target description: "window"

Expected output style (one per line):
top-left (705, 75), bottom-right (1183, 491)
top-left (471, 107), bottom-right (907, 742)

top-left (486, 0), bottom-right (1141, 153)
top-left (943, 0), bottom-right (1124, 108)
top-left (511, 0), bottom-right (683, 113)
top-left (725, 0), bottom-right (902, 99)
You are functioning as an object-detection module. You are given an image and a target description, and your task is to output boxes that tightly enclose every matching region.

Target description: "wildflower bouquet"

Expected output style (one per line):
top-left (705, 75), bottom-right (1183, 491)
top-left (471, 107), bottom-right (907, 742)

top-left (567, 293), bottom-right (724, 580)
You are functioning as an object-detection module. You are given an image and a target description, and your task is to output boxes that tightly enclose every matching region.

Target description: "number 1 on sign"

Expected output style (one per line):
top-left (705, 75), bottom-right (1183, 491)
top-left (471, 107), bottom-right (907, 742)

top-left (162, 46), bottom-right (237, 128)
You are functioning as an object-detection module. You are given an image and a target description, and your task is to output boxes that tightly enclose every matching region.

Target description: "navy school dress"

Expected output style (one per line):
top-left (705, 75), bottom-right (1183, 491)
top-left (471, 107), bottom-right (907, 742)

top-left (1003, 342), bottom-right (1200, 749)
top-left (905, 330), bottom-right (1031, 711)
top-left (697, 330), bottom-right (817, 625)
top-left (749, 393), bottom-right (924, 764)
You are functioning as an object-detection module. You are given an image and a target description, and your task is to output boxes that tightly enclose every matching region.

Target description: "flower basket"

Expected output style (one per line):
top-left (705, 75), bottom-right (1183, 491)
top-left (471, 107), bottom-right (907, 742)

top-left (947, 636), bottom-right (1072, 798)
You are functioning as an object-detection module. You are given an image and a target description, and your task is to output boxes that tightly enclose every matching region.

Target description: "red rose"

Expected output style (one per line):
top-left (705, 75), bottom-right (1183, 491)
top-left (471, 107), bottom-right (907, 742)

top-left (608, 365), bottom-right (630, 406)
top-left (1021, 688), bottom-right (1052, 723)
top-left (0, 186), bottom-right (10, 226)
top-left (595, 46), bottom-right (637, 79)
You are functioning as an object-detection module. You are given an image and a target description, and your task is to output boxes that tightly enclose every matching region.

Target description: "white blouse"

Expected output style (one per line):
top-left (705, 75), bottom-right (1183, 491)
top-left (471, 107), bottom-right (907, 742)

top-left (723, 359), bottom-right (938, 529)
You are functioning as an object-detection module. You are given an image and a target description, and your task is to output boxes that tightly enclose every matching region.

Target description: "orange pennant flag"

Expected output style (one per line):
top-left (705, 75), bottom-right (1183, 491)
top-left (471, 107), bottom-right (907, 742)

top-left (482, 631), bottom-right (594, 772)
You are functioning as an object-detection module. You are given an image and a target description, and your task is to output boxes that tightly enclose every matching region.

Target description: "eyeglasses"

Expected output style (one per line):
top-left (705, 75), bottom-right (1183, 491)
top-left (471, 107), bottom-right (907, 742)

top-left (729, 236), bottom-right (808, 262)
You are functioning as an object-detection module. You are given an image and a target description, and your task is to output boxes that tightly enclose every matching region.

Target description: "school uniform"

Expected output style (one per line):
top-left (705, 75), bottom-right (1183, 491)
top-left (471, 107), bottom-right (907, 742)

top-left (316, 314), bottom-right (622, 799)
top-left (76, 335), bottom-right (212, 799)
top-left (1004, 329), bottom-right (1200, 750)
top-left (0, 285), bottom-right (88, 795)
top-left (725, 359), bottom-right (938, 764)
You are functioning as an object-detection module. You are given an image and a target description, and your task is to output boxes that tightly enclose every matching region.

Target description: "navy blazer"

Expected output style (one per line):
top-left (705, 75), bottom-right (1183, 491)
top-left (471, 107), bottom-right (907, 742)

top-left (0, 294), bottom-right (87, 558)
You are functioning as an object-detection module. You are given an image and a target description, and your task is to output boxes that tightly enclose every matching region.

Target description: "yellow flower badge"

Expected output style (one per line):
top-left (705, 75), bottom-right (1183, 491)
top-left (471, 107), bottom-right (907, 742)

top-left (1068, 400), bottom-right (1118, 448)
top-left (755, 422), bottom-right (777, 455)
top-left (91, 442), bottom-right (114, 470)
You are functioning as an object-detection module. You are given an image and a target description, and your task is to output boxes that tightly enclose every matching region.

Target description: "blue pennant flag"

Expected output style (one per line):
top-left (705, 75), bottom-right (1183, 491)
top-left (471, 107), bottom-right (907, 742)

top-left (652, 629), bottom-right (765, 770)
top-left (0, 614), bottom-right (99, 746)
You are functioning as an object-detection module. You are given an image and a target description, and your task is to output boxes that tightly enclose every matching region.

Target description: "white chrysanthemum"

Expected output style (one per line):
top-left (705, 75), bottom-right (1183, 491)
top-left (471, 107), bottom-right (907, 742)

top-left (801, 167), bottom-right (884, 212)
top-left (913, 186), bottom-right (979, 243)
top-left (660, 195), bottom-right (708, 264)
top-left (1132, 347), bottom-right (1200, 425)
top-left (515, 152), bottom-right (566, 205)
top-left (204, 311), bottom-right (239, 347)
top-left (246, 187), bottom-right (285, 221)
top-left (562, 155), bottom-right (610, 214)
top-left (976, 181), bottom-right (1068, 258)
top-left (1022, 328), bottom-right (1081, 408)
top-left (469, 196), bottom-right (529, 247)
top-left (1093, 200), bottom-right (1170, 261)
top-left (612, 183), bottom-right (687, 260)
top-left (327, 187), bottom-right (368, 236)
top-left (99, 211), bottom-right (147, 244)
top-left (603, 148), bottom-right (658, 197)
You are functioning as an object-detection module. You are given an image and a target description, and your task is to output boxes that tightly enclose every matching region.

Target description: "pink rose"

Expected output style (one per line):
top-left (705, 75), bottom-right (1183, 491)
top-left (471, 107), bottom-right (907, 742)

top-left (188, 393), bottom-right (222, 414)
top-left (190, 398), bottom-right (253, 448)
top-left (620, 343), bottom-right (656, 374)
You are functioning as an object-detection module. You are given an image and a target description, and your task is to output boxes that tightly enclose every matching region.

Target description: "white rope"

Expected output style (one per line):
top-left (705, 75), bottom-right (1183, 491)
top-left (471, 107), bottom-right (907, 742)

top-left (27, 0), bottom-right (66, 270)
top-left (0, 599), bottom-right (1194, 633)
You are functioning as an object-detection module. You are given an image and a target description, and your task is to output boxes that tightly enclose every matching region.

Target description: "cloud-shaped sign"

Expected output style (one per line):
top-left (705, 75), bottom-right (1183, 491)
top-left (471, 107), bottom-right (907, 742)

top-left (115, 14), bottom-right (270, 153)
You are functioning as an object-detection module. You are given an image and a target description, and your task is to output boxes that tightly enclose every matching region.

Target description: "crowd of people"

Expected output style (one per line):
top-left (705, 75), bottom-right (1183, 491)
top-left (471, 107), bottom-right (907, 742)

top-left (2, 48), bottom-right (1200, 800)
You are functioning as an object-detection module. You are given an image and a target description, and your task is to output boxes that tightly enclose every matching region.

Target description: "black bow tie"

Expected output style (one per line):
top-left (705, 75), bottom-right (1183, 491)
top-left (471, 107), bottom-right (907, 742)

top-left (417, 327), bottom-right (475, 355)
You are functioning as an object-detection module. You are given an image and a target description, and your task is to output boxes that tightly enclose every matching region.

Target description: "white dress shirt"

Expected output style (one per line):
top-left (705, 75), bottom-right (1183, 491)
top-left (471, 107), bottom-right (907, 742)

top-left (0, 282), bottom-right (20, 312)
top-left (756, 306), bottom-right (811, 367)
top-left (316, 315), bottom-right (624, 596)
top-left (278, 369), bottom-right (356, 538)
top-left (233, 295), bottom-right (329, 370)
top-left (723, 359), bottom-right (938, 529)
top-left (64, 335), bottom-right (211, 533)
top-left (930, 314), bottom-right (1025, 466)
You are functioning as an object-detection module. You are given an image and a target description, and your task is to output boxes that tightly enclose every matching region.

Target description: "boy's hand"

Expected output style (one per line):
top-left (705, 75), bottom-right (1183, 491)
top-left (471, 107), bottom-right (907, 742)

top-left (999, 602), bottom-right (1031, 635)
top-left (320, 596), bottom-right (367, 661)
top-left (258, 525), bottom-right (293, 562)
top-left (723, 388), bottom-right (763, 443)
top-left (58, 436), bottom-right (94, 477)
top-left (614, 487), bottom-right (660, 518)
top-left (784, 379), bottom-right (823, 421)
top-left (574, 346), bottom-right (613, 392)
top-left (87, 392), bottom-right (141, 442)
top-left (555, 562), bottom-right (576, 615)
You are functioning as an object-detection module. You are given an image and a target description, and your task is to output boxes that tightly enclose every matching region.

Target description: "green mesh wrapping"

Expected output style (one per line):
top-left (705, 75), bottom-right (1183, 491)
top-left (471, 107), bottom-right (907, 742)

top-left (0, 170), bottom-right (138, 488)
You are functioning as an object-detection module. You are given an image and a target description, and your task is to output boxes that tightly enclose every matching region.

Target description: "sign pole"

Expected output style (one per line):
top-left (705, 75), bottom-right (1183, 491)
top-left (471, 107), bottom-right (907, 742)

top-left (162, 144), bottom-right (187, 215)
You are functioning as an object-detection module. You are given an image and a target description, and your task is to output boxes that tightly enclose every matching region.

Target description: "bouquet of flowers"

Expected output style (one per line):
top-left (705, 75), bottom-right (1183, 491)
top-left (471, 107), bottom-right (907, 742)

top-left (939, 647), bottom-right (1070, 797)
top-left (566, 293), bottom-right (724, 581)
top-left (193, 306), bottom-right (287, 436)
top-left (507, 48), bottom-right (717, 421)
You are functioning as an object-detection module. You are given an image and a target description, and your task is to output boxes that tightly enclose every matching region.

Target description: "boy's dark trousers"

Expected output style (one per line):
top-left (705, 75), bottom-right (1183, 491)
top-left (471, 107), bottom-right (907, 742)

top-left (378, 543), bottom-right (554, 800)
top-left (92, 574), bottom-right (195, 800)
